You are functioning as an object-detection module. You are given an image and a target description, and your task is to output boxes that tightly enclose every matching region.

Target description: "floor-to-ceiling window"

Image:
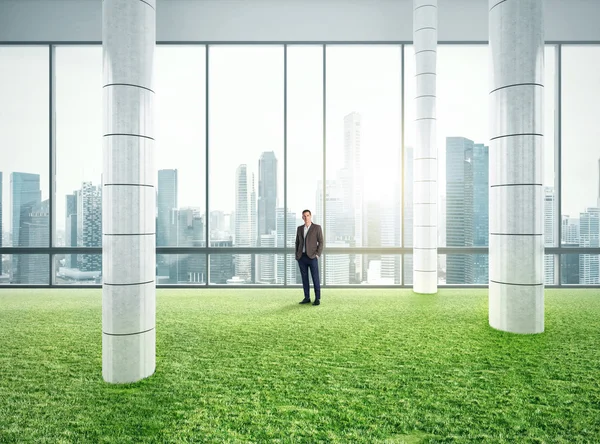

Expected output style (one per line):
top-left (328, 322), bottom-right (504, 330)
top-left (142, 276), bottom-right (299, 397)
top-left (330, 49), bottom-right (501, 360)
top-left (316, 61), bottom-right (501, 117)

top-left (0, 42), bottom-right (594, 287)
top-left (561, 45), bottom-right (600, 285)
top-left (54, 46), bottom-right (102, 285)
top-left (155, 46), bottom-right (207, 285)
top-left (325, 45), bottom-right (402, 285)
top-left (208, 46), bottom-right (284, 285)
top-left (0, 46), bottom-right (50, 284)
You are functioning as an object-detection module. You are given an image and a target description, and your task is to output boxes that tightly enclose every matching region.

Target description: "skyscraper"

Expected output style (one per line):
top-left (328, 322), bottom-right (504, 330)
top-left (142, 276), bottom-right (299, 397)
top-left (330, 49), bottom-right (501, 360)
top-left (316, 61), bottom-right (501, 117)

top-left (579, 207), bottom-right (599, 284)
top-left (366, 200), bottom-right (382, 269)
top-left (561, 215), bottom-right (580, 245)
top-left (561, 243), bottom-right (580, 284)
top-left (13, 199), bottom-right (49, 284)
top-left (11, 172), bottom-right (41, 247)
top-left (544, 187), bottom-right (555, 284)
top-left (77, 182), bottom-right (102, 272)
top-left (257, 151), bottom-right (277, 241)
top-left (472, 143), bottom-right (489, 284)
top-left (561, 215), bottom-right (580, 285)
top-left (380, 202), bottom-right (397, 284)
top-left (446, 138), bottom-right (489, 284)
top-left (250, 172), bottom-right (257, 283)
top-left (343, 112), bottom-right (364, 283)
top-left (446, 138), bottom-right (474, 284)
top-left (169, 208), bottom-right (205, 283)
top-left (257, 232), bottom-right (276, 283)
top-left (317, 179), bottom-right (344, 244)
top-left (276, 208), bottom-right (296, 284)
top-left (10, 172), bottom-right (43, 283)
top-left (234, 164), bottom-right (251, 281)
top-left (257, 152), bottom-right (277, 284)
top-left (209, 238), bottom-right (235, 284)
top-left (157, 169), bottom-right (178, 247)
top-left (157, 169), bottom-right (178, 277)
top-left (65, 193), bottom-right (78, 268)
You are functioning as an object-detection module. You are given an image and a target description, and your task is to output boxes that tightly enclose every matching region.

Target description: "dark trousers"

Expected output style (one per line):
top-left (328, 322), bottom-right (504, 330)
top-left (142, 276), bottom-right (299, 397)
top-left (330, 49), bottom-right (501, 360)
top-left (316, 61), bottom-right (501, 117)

top-left (298, 253), bottom-right (321, 300)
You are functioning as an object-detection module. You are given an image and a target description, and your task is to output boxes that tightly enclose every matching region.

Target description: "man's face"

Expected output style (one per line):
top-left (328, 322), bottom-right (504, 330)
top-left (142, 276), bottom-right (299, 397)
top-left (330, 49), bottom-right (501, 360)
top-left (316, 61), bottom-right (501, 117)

top-left (302, 212), bottom-right (312, 226)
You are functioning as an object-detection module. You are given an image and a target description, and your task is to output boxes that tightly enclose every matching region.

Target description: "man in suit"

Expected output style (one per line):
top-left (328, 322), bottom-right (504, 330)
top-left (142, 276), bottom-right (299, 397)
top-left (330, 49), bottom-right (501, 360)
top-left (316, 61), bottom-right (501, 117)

top-left (295, 209), bottom-right (324, 306)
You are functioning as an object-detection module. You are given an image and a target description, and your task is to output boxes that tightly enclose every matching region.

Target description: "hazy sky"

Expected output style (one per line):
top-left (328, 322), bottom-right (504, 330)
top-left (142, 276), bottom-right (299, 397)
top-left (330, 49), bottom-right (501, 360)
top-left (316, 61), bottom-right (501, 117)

top-left (0, 44), bottom-right (597, 237)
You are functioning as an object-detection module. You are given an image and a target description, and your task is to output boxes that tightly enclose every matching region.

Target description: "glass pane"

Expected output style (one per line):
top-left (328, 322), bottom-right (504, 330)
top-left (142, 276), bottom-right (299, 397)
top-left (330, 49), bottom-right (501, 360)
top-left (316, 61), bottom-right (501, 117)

top-left (403, 254), bottom-right (413, 285)
top-left (55, 46), bottom-right (103, 256)
top-left (155, 46), bottom-right (206, 249)
top-left (209, 46), bottom-right (284, 282)
top-left (3, 254), bottom-right (49, 284)
top-left (54, 254), bottom-right (102, 284)
top-left (285, 254), bottom-right (300, 285)
top-left (287, 46), bottom-right (323, 247)
top-left (560, 253), bottom-right (599, 285)
top-left (324, 254), bottom-right (350, 285)
top-left (156, 254), bottom-right (207, 285)
top-left (559, 253), bottom-right (579, 284)
top-left (154, 46), bottom-right (207, 277)
top-left (209, 253), bottom-right (285, 285)
top-left (435, 253), bottom-right (488, 285)
top-left (0, 47), bottom-right (49, 251)
top-left (544, 254), bottom-right (557, 285)
top-left (256, 253), bottom-right (285, 284)
top-left (561, 44), bottom-right (600, 283)
top-left (363, 253), bottom-right (402, 285)
top-left (326, 45), bottom-right (402, 284)
top-left (444, 253), bottom-right (489, 285)
top-left (208, 251), bottom-right (235, 284)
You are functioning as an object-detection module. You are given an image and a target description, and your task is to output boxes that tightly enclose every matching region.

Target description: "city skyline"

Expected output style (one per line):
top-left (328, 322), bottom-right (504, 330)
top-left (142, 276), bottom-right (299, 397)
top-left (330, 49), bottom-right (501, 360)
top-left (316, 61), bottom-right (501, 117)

top-left (4, 139), bottom-right (600, 285)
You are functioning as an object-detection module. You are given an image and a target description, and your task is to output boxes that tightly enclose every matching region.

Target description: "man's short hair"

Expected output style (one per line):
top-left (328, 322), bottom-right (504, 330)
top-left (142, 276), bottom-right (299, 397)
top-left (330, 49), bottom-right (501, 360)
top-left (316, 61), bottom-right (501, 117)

top-left (302, 209), bottom-right (311, 216)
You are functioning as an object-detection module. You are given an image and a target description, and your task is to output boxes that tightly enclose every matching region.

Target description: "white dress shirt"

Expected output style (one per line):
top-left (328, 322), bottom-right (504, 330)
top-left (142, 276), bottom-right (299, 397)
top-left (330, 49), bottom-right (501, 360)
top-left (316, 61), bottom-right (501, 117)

top-left (302, 223), bottom-right (311, 253)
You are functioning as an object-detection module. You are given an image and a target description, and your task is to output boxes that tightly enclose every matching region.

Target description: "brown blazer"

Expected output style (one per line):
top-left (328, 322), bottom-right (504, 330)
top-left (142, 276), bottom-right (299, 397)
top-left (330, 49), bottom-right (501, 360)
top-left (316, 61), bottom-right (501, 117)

top-left (295, 224), bottom-right (324, 260)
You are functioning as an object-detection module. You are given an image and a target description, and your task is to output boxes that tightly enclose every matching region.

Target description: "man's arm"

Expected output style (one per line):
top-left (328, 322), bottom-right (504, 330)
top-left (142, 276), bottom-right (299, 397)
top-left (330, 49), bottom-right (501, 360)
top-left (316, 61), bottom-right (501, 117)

top-left (295, 227), bottom-right (300, 252)
top-left (316, 225), bottom-right (324, 257)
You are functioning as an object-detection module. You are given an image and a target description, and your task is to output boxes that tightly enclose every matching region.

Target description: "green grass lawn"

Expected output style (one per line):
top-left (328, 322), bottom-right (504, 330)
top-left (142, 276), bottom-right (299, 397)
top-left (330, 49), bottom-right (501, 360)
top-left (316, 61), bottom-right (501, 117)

top-left (1, 289), bottom-right (600, 443)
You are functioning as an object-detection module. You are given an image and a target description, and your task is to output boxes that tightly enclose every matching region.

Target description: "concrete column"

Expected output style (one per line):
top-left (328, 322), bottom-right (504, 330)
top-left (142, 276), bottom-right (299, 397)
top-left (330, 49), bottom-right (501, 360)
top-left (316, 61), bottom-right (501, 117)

top-left (102, 0), bottom-right (156, 382)
top-left (489, 0), bottom-right (544, 334)
top-left (413, 0), bottom-right (438, 294)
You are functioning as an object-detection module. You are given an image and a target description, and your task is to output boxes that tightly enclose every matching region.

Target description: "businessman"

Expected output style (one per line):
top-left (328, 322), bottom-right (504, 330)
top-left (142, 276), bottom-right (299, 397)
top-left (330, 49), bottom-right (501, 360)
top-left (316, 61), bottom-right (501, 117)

top-left (295, 209), bottom-right (324, 306)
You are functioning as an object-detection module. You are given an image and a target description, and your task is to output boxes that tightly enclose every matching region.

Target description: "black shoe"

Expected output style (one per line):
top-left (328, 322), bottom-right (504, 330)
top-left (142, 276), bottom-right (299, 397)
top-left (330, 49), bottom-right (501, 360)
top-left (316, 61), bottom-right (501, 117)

top-left (312, 300), bottom-right (320, 306)
top-left (299, 299), bottom-right (311, 304)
